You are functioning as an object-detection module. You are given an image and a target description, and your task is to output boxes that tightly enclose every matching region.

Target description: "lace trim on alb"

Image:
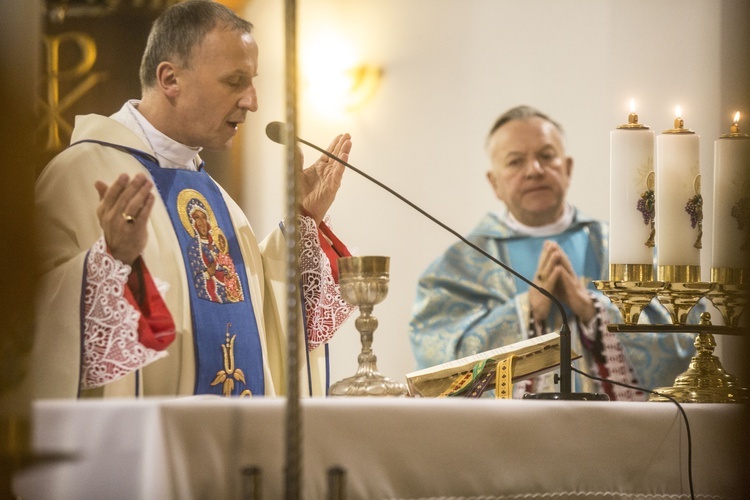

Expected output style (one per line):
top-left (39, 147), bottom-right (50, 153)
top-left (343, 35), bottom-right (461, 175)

top-left (81, 237), bottom-right (166, 389)
top-left (298, 215), bottom-right (356, 351)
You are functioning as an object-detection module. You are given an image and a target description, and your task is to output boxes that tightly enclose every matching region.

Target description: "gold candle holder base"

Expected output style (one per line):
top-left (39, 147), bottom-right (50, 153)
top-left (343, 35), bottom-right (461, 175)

top-left (594, 280), bottom-right (720, 325)
top-left (609, 263), bottom-right (654, 282)
top-left (596, 278), bottom-right (748, 328)
top-left (649, 313), bottom-right (749, 403)
top-left (706, 283), bottom-right (748, 329)
top-left (707, 268), bottom-right (748, 328)
top-left (594, 280), bottom-right (666, 325)
top-left (711, 266), bottom-right (747, 286)
top-left (594, 279), bottom-right (749, 403)
top-left (328, 256), bottom-right (408, 397)
top-left (657, 265), bottom-right (701, 283)
top-left (656, 281), bottom-right (714, 325)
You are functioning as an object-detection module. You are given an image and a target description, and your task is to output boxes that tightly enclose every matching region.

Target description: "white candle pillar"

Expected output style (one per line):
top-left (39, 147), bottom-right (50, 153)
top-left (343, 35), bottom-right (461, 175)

top-left (609, 100), bottom-right (655, 281)
top-left (712, 112), bottom-right (750, 284)
top-left (655, 107), bottom-right (701, 282)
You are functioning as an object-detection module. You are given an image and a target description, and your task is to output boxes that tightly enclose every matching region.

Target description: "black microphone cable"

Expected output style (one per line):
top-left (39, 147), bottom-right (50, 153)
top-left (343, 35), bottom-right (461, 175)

top-left (571, 365), bottom-right (695, 500)
top-left (265, 121), bottom-right (582, 395)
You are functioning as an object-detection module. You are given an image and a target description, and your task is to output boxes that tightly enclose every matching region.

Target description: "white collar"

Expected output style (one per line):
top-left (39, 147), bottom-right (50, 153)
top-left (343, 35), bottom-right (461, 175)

top-left (502, 203), bottom-right (574, 237)
top-left (113, 100), bottom-right (202, 171)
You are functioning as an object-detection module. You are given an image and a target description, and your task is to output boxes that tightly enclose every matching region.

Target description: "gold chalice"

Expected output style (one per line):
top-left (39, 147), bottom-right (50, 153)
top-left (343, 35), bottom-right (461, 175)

top-left (328, 256), bottom-right (408, 397)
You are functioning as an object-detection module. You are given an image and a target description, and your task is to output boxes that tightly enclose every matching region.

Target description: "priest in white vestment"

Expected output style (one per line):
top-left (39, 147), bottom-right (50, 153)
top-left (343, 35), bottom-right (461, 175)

top-left (33, 0), bottom-right (355, 399)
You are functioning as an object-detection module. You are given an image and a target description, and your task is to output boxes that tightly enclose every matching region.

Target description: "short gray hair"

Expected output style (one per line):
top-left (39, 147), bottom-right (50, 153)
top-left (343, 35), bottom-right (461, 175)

top-left (139, 0), bottom-right (253, 91)
top-left (487, 105), bottom-right (564, 143)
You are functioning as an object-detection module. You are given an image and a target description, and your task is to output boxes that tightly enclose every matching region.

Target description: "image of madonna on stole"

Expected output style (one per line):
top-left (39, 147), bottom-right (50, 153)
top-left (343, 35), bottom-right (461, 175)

top-left (180, 190), bottom-right (244, 304)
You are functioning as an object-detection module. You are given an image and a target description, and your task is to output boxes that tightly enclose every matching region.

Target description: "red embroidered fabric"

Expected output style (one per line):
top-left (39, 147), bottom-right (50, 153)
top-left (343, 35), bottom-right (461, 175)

top-left (124, 259), bottom-right (176, 350)
top-left (81, 238), bottom-right (173, 389)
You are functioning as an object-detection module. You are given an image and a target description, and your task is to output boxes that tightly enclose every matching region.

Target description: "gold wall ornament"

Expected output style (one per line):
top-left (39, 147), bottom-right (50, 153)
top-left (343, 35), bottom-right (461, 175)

top-left (37, 4), bottom-right (163, 171)
top-left (216, 0), bottom-right (252, 13)
top-left (39, 32), bottom-right (108, 151)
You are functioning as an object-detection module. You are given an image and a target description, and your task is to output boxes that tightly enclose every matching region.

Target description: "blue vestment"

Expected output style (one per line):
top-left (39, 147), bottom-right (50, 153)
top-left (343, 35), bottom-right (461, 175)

top-left (409, 209), bottom-right (695, 398)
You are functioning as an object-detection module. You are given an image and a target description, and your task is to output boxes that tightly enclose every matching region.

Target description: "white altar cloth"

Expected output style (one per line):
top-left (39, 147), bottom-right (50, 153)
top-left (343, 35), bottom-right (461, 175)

top-left (13, 398), bottom-right (748, 499)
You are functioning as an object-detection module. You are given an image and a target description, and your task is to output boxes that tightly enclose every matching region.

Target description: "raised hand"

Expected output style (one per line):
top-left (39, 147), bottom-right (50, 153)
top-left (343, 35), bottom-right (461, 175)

top-left (94, 173), bottom-right (155, 266)
top-left (299, 133), bottom-right (352, 224)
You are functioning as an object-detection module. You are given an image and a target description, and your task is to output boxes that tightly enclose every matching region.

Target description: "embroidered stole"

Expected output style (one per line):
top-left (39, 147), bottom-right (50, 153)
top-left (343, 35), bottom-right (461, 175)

top-left (130, 149), bottom-right (265, 396)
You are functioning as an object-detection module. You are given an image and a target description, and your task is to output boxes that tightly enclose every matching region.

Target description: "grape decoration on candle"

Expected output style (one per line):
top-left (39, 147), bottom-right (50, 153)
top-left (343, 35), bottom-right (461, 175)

top-left (609, 99), bottom-right (655, 281)
top-left (711, 111), bottom-right (750, 285)
top-left (655, 106), bottom-right (701, 283)
top-left (636, 174), bottom-right (656, 249)
top-left (685, 186), bottom-right (703, 249)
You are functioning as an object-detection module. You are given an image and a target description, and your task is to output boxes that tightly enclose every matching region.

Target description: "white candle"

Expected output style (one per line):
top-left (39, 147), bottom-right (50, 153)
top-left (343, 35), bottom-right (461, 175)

top-left (712, 112), bottom-right (750, 270)
top-left (609, 100), bottom-right (655, 271)
top-left (655, 106), bottom-right (701, 272)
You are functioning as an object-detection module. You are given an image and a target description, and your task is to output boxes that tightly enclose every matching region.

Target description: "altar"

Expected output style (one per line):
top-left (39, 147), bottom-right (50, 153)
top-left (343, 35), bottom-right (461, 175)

top-left (12, 397), bottom-right (748, 499)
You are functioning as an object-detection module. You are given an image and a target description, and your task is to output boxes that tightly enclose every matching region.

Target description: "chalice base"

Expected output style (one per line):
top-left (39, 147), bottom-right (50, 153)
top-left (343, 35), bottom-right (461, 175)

top-left (328, 372), bottom-right (408, 397)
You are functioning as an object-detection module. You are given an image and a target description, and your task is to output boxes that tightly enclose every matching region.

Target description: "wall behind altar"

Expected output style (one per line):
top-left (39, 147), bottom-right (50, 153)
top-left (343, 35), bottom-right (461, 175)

top-left (240, 0), bottom-right (750, 387)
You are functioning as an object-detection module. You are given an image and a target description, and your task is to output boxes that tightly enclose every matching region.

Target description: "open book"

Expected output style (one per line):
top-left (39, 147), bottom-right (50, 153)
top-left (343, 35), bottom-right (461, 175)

top-left (406, 332), bottom-right (580, 397)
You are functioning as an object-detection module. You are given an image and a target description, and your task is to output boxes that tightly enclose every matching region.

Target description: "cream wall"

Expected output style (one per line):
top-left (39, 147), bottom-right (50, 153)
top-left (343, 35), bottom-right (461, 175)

top-left (241, 1), bottom-right (750, 387)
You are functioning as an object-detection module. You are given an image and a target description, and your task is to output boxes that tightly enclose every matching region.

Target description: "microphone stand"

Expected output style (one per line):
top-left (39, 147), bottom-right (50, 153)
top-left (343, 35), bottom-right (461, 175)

top-left (272, 125), bottom-right (608, 400)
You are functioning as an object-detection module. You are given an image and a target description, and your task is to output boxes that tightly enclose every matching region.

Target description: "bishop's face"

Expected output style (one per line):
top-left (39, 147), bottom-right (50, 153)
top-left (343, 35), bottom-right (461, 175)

top-left (486, 117), bottom-right (573, 227)
top-left (170, 27), bottom-right (259, 150)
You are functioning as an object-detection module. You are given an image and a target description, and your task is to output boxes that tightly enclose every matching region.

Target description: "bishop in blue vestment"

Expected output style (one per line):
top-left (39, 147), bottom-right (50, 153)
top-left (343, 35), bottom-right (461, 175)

top-left (410, 106), bottom-right (694, 399)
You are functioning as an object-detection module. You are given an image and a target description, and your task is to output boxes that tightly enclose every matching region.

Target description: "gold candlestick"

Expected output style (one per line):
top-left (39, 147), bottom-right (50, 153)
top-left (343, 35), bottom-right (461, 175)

top-left (649, 313), bottom-right (749, 403)
top-left (594, 278), bottom-right (748, 403)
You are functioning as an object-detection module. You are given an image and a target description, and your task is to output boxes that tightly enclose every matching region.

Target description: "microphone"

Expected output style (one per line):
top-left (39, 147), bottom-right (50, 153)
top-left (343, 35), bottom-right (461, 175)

top-left (265, 121), bottom-right (607, 400)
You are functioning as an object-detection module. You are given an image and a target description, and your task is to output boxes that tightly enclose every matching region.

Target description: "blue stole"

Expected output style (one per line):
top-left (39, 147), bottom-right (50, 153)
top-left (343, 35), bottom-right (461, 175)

top-left (77, 141), bottom-right (265, 396)
top-left (139, 154), bottom-right (264, 396)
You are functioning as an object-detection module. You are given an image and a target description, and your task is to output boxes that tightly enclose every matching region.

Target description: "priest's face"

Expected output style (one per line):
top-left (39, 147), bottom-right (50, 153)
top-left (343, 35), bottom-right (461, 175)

top-left (168, 26), bottom-right (259, 150)
top-left (486, 117), bottom-right (573, 227)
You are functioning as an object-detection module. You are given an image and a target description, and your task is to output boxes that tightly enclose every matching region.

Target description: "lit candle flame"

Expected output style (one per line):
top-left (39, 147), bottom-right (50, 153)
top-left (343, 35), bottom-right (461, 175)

top-left (675, 106), bottom-right (682, 119)
top-left (626, 98), bottom-right (639, 125)
top-left (729, 111), bottom-right (741, 134)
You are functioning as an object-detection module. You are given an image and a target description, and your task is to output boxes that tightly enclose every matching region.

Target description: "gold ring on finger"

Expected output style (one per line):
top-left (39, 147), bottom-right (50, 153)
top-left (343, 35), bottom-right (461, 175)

top-left (122, 212), bottom-right (136, 224)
